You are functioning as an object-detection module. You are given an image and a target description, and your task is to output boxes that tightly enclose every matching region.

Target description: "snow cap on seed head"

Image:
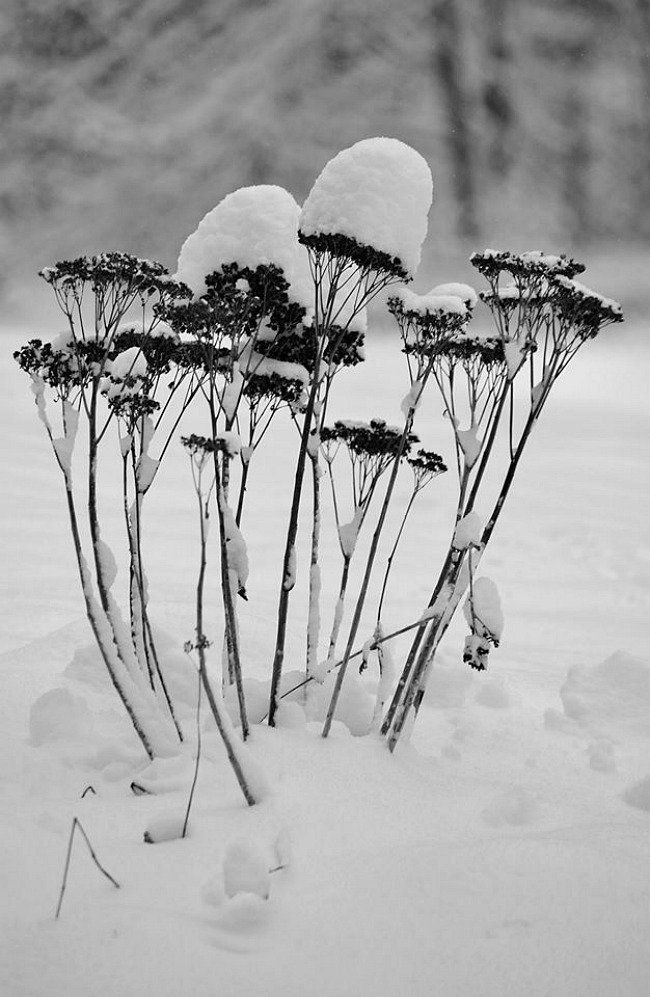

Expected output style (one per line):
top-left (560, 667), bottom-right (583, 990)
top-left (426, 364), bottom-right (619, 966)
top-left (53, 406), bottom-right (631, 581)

top-left (175, 185), bottom-right (312, 308)
top-left (299, 138), bottom-right (433, 281)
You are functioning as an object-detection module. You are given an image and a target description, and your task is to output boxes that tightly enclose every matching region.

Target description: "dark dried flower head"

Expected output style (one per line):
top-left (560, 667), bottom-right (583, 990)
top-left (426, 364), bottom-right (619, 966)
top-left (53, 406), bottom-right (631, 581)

top-left (470, 249), bottom-right (585, 281)
top-left (442, 335), bottom-right (508, 369)
top-left (181, 433), bottom-right (218, 456)
top-left (40, 253), bottom-right (190, 302)
top-left (550, 276), bottom-right (623, 338)
top-left (14, 338), bottom-right (78, 390)
top-left (407, 448), bottom-right (447, 482)
top-left (322, 418), bottom-right (417, 460)
top-left (204, 262), bottom-right (307, 336)
top-left (389, 288), bottom-right (469, 358)
top-left (299, 230), bottom-right (409, 281)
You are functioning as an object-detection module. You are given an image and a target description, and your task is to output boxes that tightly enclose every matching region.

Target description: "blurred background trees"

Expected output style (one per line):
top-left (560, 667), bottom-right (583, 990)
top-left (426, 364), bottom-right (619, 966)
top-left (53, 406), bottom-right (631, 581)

top-left (0, 0), bottom-right (647, 305)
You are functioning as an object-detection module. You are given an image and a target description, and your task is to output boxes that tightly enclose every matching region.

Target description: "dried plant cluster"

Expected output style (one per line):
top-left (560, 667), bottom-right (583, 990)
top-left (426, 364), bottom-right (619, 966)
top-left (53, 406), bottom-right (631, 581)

top-left (15, 147), bottom-right (623, 806)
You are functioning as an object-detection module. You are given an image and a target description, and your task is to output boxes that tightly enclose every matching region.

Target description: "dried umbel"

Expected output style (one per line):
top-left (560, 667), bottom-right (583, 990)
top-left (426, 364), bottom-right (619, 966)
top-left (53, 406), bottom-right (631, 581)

top-left (469, 249), bottom-right (585, 282)
top-left (40, 253), bottom-right (190, 337)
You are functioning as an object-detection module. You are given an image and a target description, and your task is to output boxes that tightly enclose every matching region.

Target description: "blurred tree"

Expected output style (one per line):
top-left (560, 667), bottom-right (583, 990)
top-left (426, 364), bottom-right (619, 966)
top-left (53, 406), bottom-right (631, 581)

top-left (430, 0), bottom-right (479, 239)
top-left (481, 0), bottom-right (514, 179)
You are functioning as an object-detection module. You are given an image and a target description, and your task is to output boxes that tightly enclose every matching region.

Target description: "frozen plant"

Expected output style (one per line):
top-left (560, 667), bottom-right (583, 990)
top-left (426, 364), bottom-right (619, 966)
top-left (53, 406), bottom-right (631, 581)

top-left (181, 434), bottom-right (260, 806)
top-left (319, 419), bottom-right (418, 679)
top-left (15, 254), bottom-right (192, 759)
top-left (170, 187), bottom-right (312, 711)
top-left (270, 137), bottom-right (434, 727)
top-left (382, 251), bottom-right (623, 750)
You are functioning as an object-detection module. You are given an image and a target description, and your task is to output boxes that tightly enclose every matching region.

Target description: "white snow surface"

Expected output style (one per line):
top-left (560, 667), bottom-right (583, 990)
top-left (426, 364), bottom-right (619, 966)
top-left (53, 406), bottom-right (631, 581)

top-left (299, 137), bottom-right (433, 279)
top-left (393, 286), bottom-right (467, 317)
top-left (429, 281), bottom-right (478, 308)
top-left (453, 510), bottom-right (483, 549)
top-left (175, 184), bottom-right (312, 307)
top-left (2, 318), bottom-right (650, 997)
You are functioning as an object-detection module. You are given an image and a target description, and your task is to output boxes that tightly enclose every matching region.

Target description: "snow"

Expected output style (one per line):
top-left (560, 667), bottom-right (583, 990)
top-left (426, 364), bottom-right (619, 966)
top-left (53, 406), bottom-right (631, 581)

top-left (465, 576), bottom-right (504, 641)
top-left (245, 350), bottom-right (310, 388)
top-left (429, 281), bottom-right (478, 308)
top-left (400, 378), bottom-right (424, 416)
top-left (392, 286), bottom-right (467, 317)
top-left (175, 184), bottom-right (312, 307)
top-left (2, 317), bottom-right (650, 996)
top-left (222, 839), bottom-right (272, 899)
top-left (457, 425), bottom-right (482, 467)
top-left (299, 138), bottom-right (433, 279)
top-left (453, 510), bottom-right (483, 549)
top-left (504, 339), bottom-right (526, 378)
top-left (102, 347), bottom-right (147, 399)
top-left (135, 453), bottom-right (159, 492)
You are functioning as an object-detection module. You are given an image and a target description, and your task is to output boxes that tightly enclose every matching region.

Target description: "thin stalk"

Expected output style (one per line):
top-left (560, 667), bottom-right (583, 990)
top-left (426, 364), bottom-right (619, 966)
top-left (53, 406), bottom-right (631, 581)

top-left (322, 412), bottom-right (416, 738)
top-left (192, 472), bottom-right (256, 806)
top-left (306, 448), bottom-right (322, 679)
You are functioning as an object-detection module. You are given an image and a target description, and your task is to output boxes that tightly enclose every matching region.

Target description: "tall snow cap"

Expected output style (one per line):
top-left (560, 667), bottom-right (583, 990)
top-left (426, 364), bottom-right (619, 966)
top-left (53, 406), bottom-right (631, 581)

top-left (299, 138), bottom-right (433, 280)
top-left (176, 185), bottom-right (312, 308)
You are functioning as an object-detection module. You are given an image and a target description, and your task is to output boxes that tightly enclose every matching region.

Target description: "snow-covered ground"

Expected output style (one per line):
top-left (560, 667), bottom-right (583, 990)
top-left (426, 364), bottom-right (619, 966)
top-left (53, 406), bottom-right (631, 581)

top-left (1, 311), bottom-right (649, 996)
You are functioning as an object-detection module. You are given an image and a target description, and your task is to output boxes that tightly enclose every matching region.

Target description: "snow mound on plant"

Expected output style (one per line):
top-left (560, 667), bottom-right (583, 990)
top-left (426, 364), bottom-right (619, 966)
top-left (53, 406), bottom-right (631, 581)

top-left (299, 137), bottom-right (433, 279)
top-left (176, 184), bottom-right (312, 306)
top-left (558, 652), bottom-right (650, 736)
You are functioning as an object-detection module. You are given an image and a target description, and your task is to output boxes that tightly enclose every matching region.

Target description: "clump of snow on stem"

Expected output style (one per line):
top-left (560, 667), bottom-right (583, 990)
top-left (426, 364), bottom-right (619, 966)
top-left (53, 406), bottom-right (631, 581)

top-left (216, 431), bottom-right (242, 458)
top-left (244, 348), bottom-right (310, 389)
top-left (401, 378), bottom-right (424, 417)
top-left (96, 539), bottom-right (118, 590)
top-left (452, 511), bottom-right (483, 549)
top-left (176, 185), bottom-right (312, 307)
top-left (101, 347), bottom-right (147, 399)
top-left (429, 282), bottom-right (478, 308)
top-left (338, 507), bottom-right (363, 558)
top-left (220, 497), bottom-right (249, 595)
top-left (299, 137), bottom-right (433, 279)
top-left (392, 287), bottom-right (467, 318)
top-left (457, 427), bottom-right (482, 468)
top-left (52, 400), bottom-right (80, 476)
top-left (464, 577), bottom-right (504, 640)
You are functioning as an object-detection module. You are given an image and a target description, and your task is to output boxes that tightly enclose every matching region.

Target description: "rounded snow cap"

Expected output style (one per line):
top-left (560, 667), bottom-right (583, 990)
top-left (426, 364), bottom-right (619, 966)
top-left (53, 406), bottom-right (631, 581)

top-left (176, 185), bottom-right (312, 307)
top-left (299, 137), bottom-right (433, 281)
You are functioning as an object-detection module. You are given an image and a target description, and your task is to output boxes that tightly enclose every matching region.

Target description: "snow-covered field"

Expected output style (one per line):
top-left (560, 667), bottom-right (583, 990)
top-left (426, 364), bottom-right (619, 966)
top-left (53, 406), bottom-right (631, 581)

top-left (1, 310), bottom-right (649, 996)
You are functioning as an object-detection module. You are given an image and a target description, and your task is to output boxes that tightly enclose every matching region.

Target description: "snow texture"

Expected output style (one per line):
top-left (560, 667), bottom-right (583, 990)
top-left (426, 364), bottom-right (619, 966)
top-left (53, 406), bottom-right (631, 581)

top-left (429, 282), bottom-right (478, 308)
top-left (452, 511), bottom-right (483, 549)
top-left (136, 454), bottom-right (160, 493)
top-left (559, 652), bottom-right (650, 736)
top-left (144, 811), bottom-right (187, 844)
top-left (222, 840), bottom-right (271, 899)
top-left (464, 577), bottom-right (504, 640)
top-left (246, 350), bottom-right (310, 388)
top-left (401, 378), bottom-right (424, 417)
top-left (216, 431), bottom-right (242, 458)
top-left (457, 427), bottom-right (482, 468)
top-left (393, 287), bottom-right (467, 317)
top-left (299, 137), bottom-right (433, 278)
top-left (176, 185), bottom-right (312, 307)
top-left (504, 340), bottom-right (526, 379)
top-left (102, 347), bottom-right (147, 399)
top-left (338, 507), bottom-right (363, 558)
